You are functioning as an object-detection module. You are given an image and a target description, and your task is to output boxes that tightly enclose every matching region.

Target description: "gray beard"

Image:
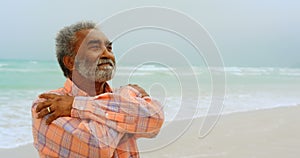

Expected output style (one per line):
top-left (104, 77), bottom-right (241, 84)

top-left (75, 59), bottom-right (115, 83)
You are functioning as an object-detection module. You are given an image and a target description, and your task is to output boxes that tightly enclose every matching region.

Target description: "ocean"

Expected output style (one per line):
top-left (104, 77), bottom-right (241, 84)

top-left (0, 59), bottom-right (299, 149)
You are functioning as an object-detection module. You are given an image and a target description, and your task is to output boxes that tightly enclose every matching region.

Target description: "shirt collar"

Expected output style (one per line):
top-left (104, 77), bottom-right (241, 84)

top-left (63, 78), bottom-right (112, 97)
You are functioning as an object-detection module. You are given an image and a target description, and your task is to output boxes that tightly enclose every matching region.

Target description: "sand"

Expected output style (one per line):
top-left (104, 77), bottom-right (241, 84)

top-left (1, 105), bottom-right (299, 158)
top-left (139, 105), bottom-right (300, 158)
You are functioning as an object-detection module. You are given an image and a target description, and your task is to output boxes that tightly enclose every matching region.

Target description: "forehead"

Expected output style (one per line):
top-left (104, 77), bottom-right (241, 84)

top-left (85, 29), bottom-right (108, 42)
top-left (75, 29), bottom-right (109, 45)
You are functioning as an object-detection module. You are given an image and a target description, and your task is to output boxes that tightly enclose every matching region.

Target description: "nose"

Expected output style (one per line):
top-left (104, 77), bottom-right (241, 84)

top-left (100, 46), bottom-right (115, 61)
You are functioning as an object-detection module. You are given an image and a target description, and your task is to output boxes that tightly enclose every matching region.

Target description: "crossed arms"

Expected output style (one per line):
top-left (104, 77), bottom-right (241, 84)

top-left (32, 85), bottom-right (164, 157)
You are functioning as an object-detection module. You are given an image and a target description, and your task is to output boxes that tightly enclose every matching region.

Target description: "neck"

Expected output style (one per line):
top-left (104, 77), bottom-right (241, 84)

top-left (70, 71), bottom-right (106, 96)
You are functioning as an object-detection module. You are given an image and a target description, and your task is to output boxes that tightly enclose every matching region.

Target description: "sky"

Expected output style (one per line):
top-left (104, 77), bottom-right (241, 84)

top-left (0, 0), bottom-right (299, 67)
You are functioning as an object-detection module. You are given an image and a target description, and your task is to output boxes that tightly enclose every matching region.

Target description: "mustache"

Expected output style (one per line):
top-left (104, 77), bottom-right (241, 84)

top-left (97, 59), bottom-right (115, 67)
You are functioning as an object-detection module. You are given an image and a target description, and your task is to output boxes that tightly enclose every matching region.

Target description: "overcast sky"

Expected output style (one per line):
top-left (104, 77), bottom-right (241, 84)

top-left (0, 0), bottom-right (299, 67)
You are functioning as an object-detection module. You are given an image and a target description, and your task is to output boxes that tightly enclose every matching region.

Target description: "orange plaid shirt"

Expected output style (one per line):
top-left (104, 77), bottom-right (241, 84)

top-left (32, 79), bottom-right (164, 158)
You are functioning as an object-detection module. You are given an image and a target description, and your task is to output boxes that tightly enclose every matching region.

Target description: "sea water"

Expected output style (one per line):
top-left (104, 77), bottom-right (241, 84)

top-left (0, 59), bottom-right (299, 148)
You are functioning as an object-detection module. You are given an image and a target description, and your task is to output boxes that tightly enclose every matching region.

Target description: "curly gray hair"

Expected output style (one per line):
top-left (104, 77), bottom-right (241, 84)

top-left (56, 21), bottom-right (97, 77)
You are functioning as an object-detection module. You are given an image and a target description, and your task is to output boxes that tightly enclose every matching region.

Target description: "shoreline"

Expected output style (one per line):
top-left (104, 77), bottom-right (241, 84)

top-left (163, 103), bottom-right (300, 122)
top-left (1, 105), bottom-right (300, 157)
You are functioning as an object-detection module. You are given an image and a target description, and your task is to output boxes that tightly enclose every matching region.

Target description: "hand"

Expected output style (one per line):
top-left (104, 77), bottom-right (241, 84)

top-left (128, 84), bottom-right (149, 97)
top-left (36, 93), bottom-right (74, 125)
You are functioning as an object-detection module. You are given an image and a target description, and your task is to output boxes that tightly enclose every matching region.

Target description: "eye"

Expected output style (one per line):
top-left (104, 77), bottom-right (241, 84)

top-left (90, 45), bottom-right (101, 50)
top-left (106, 44), bottom-right (113, 52)
top-left (92, 45), bottom-right (100, 48)
top-left (106, 46), bottom-right (112, 51)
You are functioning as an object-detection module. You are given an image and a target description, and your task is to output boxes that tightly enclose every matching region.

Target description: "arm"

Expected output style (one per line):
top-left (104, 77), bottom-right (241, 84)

top-left (36, 86), bottom-right (164, 138)
top-left (71, 86), bottom-right (164, 138)
top-left (34, 86), bottom-right (164, 156)
top-left (32, 95), bottom-right (124, 158)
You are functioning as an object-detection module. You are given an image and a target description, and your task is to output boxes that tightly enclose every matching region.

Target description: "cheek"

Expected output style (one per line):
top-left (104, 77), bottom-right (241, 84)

top-left (109, 54), bottom-right (116, 63)
top-left (88, 53), bottom-right (101, 63)
top-left (78, 51), bottom-right (100, 63)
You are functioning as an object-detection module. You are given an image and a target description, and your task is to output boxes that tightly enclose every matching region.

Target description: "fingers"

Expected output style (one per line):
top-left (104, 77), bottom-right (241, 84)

top-left (37, 106), bottom-right (54, 119)
top-left (36, 93), bottom-right (59, 112)
top-left (35, 94), bottom-right (72, 125)
top-left (128, 84), bottom-right (140, 90)
top-left (46, 113), bottom-right (58, 125)
top-left (128, 84), bottom-right (149, 97)
top-left (128, 84), bottom-right (138, 87)
top-left (39, 93), bottom-right (58, 99)
top-left (36, 101), bottom-right (52, 112)
top-left (36, 105), bottom-right (58, 125)
top-left (37, 109), bottom-right (58, 125)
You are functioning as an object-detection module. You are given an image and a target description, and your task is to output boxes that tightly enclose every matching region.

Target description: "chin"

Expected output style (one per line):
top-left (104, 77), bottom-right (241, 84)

top-left (94, 70), bottom-right (114, 82)
top-left (95, 76), bottom-right (112, 83)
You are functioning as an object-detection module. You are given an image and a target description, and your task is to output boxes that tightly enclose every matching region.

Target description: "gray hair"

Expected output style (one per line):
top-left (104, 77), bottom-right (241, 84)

top-left (56, 21), bottom-right (97, 78)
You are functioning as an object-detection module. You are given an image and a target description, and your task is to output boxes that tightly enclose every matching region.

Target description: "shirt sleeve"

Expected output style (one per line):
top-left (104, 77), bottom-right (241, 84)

top-left (71, 86), bottom-right (165, 138)
top-left (32, 94), bottom-right (124, 158)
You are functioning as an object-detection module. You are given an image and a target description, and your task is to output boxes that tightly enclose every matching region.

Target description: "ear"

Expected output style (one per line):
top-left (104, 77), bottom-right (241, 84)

top-left (63, 55), bottom-right (75, 72)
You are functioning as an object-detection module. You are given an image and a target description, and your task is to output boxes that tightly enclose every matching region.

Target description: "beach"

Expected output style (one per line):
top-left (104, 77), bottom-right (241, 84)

top-left (139, 105), bottom-right (300, 157)
top-left (1, 0), bottom-right (300, 156)
top-left (1, 105), bottom-right (299, 157)
top-left (1, 60), bottom-right (299, 157)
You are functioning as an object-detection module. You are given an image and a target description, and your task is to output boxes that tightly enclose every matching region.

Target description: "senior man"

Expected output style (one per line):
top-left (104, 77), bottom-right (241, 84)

top-left (31, 21), bottom-right (164, 158)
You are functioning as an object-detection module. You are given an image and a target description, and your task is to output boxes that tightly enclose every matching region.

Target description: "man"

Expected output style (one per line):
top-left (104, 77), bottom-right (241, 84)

top-left (32, 21), bottom-right (164, 158)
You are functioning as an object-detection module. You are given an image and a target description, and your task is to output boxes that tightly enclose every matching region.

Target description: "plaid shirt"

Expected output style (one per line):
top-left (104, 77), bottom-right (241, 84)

top-left (32, 79), bottom-right (164, 158)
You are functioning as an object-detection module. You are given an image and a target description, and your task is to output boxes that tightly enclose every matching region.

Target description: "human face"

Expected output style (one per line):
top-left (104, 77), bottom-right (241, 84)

top-left (73, 29), bottom-right (116, 82)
